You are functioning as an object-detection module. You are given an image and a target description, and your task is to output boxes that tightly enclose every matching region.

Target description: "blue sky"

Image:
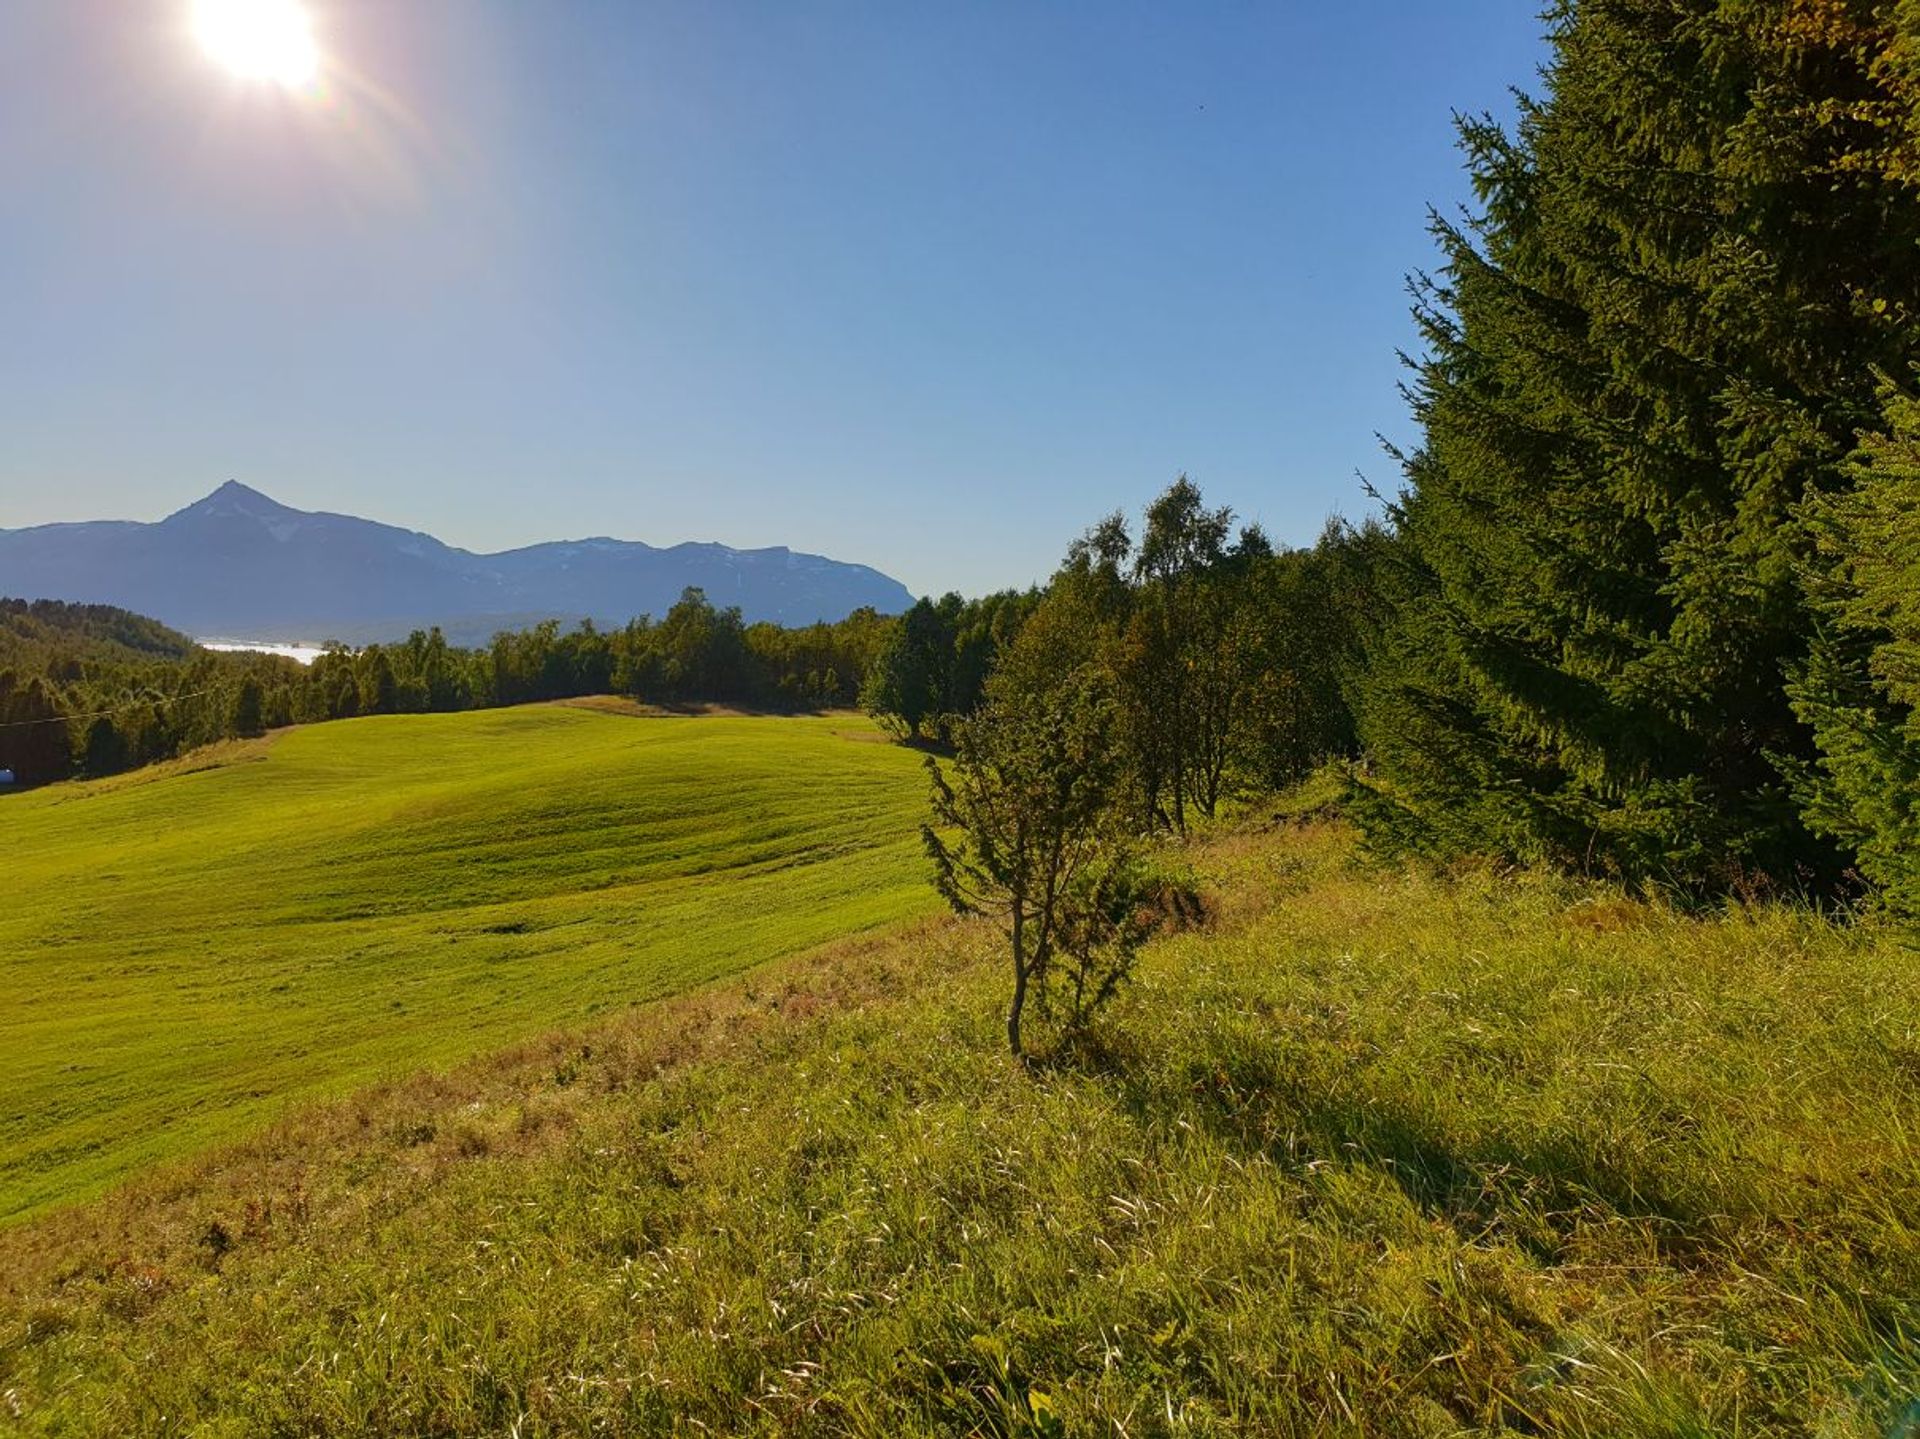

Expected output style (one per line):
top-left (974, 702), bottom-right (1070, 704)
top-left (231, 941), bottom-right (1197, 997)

top-left (0, 2), bottom-right (1548, 596)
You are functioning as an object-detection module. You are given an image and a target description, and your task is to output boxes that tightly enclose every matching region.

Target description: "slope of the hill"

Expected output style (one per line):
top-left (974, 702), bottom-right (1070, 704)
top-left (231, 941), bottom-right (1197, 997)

top-left (0, 706), bottom-right (934, 1222)
top-left (2, 815), bottom-right (1915, 1436)
top-left (0, 598), bottom-right (198, 666)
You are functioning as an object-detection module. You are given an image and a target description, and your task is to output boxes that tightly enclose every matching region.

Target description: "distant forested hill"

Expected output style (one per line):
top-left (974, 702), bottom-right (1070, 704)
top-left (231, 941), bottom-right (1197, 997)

top-left (0, 598), bottom-right (198, 667)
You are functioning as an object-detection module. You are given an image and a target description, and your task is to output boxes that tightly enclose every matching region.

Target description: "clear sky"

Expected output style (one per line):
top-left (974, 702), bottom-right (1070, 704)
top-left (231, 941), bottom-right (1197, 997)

top-left (0, 2), bottom-right (1548, 597)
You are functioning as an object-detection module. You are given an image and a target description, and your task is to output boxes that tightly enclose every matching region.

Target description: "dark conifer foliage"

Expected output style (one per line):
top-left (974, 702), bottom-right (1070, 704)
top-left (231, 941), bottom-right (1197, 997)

top-left (1355, 0), bottom-right (1920, 891)
top-left (0, 671), bottom-right (73, 785)
top-left (1790, 380), bottom-right (1920, 915)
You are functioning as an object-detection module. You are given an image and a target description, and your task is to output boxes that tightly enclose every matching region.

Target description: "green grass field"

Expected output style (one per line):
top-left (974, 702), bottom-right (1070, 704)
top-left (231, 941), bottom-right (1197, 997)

top-left (3, 806), bottom-right (1916, 1435)
top-left (0, 705), bottom-right (935, 1222)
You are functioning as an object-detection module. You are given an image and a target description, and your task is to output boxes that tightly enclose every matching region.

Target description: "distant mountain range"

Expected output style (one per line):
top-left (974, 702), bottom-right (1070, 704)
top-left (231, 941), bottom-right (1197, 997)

top-left (0, 483), bottom-right (917, 646)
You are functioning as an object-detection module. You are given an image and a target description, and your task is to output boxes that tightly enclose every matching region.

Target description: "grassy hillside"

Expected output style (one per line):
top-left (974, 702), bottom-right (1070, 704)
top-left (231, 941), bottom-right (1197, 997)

top-left (3, 815), bottom-right (1915, 1435)
top-left (0, 705), bottom-right (934, 1222)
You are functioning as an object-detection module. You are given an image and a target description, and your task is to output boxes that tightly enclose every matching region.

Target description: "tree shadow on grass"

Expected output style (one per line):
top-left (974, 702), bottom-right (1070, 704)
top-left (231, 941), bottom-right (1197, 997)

top-left (1030, 991), bottom-right (1920, 1433)
top-left (1055, 1019), bottom-right (1725, 1275)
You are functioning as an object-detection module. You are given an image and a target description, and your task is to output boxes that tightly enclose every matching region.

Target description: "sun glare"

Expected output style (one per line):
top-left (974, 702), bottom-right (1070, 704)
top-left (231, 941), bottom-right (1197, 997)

top-left (192, 0), bottom-right (319, 89)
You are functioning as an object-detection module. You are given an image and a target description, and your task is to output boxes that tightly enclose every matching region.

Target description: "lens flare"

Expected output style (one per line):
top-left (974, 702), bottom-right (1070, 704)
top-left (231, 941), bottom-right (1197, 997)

top-left (192, 0), bottom-right (319, 89)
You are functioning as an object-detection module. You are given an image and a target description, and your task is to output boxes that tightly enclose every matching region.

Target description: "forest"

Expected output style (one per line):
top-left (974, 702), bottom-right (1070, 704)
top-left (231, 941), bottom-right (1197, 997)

top-left (905, 0), bottom-right (1920, 946)
top-left (1345, 0), bottom-right (1919, 917)
top-left (8, 1), bottom-right (1920, 930)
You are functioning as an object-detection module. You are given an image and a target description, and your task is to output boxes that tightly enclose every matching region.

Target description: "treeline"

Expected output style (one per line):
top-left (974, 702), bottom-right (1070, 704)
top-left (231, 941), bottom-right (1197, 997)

top-left (300, 597), bottom-right (897, 722)
top-left (916, 0), bottom-right (1920, 949)
top-left (0, 599), bottom-right (197, 666)
top-left (1342, 0), bottom-right (1920, 914)
top-left (887, 484), bottom-right (1384, 1056)
top-left (0, 591), bottom-right (899, 786)
top-left (866, 481), bottom-right (1382, 834)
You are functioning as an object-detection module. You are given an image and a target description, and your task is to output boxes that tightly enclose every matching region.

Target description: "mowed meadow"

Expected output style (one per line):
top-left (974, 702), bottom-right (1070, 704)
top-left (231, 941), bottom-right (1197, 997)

top-left (0, 705), bottom-right (935, 1222)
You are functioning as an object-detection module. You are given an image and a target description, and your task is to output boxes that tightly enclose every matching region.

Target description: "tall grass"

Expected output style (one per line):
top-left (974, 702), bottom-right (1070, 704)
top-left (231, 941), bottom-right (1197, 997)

top-left (2, 815), bottom-right (1915, 1434)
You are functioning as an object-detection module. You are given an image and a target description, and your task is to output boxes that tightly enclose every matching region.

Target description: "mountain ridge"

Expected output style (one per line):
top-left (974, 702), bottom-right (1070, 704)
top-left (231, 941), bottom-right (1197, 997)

top-left (0, 482), bottom-right (917, 645)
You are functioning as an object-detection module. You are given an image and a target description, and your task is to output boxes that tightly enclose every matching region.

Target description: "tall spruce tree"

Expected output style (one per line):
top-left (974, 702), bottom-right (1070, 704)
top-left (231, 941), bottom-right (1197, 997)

top-left (1790, 379), bottom-right (1920, 915)
top-left (1356, 0), bottom-right (1920, 890)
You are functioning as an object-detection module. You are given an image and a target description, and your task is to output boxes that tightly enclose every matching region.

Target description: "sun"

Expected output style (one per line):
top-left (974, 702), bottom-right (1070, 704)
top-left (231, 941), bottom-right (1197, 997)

top-left (192, 0), bottom-right (319, 89)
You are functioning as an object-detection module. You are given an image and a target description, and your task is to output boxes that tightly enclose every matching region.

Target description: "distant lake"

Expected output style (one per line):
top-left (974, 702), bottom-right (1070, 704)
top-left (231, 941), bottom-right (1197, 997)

top-left (199, 640), bottom-right (326, 665)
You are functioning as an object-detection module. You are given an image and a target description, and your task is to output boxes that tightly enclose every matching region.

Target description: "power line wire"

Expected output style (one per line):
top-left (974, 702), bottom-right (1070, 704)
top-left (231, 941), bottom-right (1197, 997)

top-left (0, 687), bottom-right (224, 730)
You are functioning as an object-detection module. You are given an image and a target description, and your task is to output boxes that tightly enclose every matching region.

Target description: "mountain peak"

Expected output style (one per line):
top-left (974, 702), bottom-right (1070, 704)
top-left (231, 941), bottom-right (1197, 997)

top-left (169, 481), bottom-right (298, 523)
top-left (1, 485), bottom-right (917, 640)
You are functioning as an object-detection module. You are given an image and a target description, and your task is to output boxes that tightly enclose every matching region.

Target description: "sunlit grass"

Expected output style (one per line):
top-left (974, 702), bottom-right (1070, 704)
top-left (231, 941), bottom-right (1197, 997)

top-left (0, 706), bottom-right (934, 1222)
top-left (3, 813), bottom-right (1915, 1434)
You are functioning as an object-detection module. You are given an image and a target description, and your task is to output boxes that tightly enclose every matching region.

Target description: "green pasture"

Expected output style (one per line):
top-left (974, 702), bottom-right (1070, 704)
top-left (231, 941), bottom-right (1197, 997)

top-left (3, 815), bottom-right (1916, 1435)
top-left (0, 705), bottom-right (934, 1221)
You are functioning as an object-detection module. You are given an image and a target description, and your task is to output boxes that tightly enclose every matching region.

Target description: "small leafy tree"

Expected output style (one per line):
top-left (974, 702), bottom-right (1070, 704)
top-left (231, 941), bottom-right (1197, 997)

top-left (858, 649), bottom-right (913, 739)
top-left (922, 601), bottom-right (1148, 1059)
